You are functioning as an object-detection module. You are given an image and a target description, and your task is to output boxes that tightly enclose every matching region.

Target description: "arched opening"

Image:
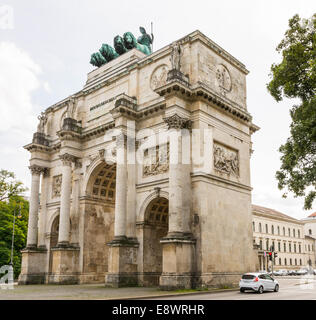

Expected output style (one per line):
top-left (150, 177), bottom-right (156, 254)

top-left (49, 215), bottom-right (59, 273)
top-left (82, 163), bottom-right (116, 283)
top-left (142, 197), bottom-right (168, 286)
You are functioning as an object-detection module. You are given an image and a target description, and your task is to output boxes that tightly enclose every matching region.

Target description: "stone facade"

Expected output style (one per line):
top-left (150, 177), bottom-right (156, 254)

top-left (19, 30), bottom-right (260, 289)
top-left (252, 205), bottom-right (316, 270)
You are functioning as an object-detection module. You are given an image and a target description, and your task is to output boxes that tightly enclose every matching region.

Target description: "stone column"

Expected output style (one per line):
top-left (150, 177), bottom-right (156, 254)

top-left (163, 114), bottom-right (192, 238)
top-left (106, 132), bottom-right (139, 288)
top-left (58, 153), bottom-right (75, 247)
top-left (126, 122), bottom-right (137, 240)
top-left (38, 168), bottom-right (50, 248)
top-left (113, 133), bottom-right (127, 240)
top-left (159, 114), bottom-right (196, 290)
top-left (26, 165), bottom-right (44, 248)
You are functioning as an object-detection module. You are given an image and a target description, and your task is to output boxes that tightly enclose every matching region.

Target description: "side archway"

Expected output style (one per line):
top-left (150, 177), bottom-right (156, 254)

top-left (141, 196), bottom-right (169, 286)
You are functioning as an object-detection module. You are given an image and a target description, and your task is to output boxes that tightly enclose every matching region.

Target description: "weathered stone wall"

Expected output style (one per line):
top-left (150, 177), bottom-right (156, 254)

top-left (81, 202), bottom-right (115, 283)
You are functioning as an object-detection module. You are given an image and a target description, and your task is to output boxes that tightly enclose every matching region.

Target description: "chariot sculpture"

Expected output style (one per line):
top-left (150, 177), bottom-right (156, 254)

top-left (90, 26), bottom-right (154, 68)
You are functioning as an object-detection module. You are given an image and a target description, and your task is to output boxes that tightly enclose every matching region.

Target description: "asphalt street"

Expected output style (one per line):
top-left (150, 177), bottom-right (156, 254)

top-left (147, 277), bottom-right (316, 300)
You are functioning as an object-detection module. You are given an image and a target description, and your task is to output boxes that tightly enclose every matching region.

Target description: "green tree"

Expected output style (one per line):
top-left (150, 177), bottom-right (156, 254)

top-left (0, 169), bottom-right (28, 279)
top-left (0, 169), bottom-right (27, 202)
top-left (267, 14), bottom-right (316, 210)
top-left (0, 197), bottom-right (29, 279)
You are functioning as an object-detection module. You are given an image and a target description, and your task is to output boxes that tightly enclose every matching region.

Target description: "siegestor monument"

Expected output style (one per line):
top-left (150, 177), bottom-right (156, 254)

top-left (19, 27), bottom-right (260, 289)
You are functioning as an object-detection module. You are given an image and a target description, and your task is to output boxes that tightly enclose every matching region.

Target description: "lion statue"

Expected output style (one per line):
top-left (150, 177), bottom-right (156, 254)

top-left (90, 52), bottom-right (107, 68)
top-left (123, 31), bottom-right (151, 55)
top-left (99, 43), bottom-right (119, 62)
top-left (114, 35), bottom-right (128, 55)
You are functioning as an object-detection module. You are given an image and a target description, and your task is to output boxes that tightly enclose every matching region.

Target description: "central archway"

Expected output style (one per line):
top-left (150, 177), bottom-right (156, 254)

top-left (81, 162), bottom-right (116, 283)
top-left (142, 197), bottom-right (169, 286)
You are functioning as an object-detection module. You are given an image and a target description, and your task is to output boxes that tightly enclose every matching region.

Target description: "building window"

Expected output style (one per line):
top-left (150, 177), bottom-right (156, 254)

top-left (259, 240), bottom-right (263, 250)
top-left (285, 258), bottom-right (287, 266)
top-left (308, 244), bottom-right (311, 252)
top-left (283, 227), bottom-right (286, 236)
top-left (266, 224), bottom-right (268, 233)
top-left (289, 243), bottom-right (291, 252)
top-left (278, 242), bottom-right (281, 252)
top-left (298, 230), bottom-right (300, 238)
top-left (300, 259), bottom-right (302, 266)
top-left (288, 228), bottom-right (291, 237)
top-left (279, 258), bottom-right (281, 265)
top-left (277, 226), bottom-right (280, 235)
top-left (284, 242), bottom-right (286, 252)
top-left (290, 258), bottom-right (292, 265)
top-left (272, 225), bottom-right (274, 235)
top-left (295, 259), bottom-right (297, 266)
top-left (252, 222), bottom-right (255, 232)
top-left (294, 244), bottom-right (296, 253)
top-left (266, 239), bottom-right (269, 250)
top-left (309, 229), bottom-right (312, 235)
top-left (259, 223), bottom-right (262, 233)
top-left (293, 229), bottom-right (295, 237)
top-left (299, 244), bottom-right (301, 253)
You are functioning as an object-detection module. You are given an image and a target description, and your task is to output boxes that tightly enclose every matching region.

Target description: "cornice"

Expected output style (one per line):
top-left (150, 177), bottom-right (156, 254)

top-left (252, 210), bottom-right (304, 225)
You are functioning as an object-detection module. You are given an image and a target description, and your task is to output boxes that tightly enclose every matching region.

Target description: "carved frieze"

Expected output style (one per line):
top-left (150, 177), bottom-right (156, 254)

top-left (52, 175), bottom-right (62, 198)
top-left (213, 142), bottom-right (239, 177)
top-left (150, 65), bottom-right (168, 90)
top-left (143, 143), bottom-right (169, 177)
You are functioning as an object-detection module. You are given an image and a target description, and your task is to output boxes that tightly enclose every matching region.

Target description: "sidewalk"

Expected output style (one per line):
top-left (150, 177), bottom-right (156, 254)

top-left (0, 284), bottom-right (238, 300)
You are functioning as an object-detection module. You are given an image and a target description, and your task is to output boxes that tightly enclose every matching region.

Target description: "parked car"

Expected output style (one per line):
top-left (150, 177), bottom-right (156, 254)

top-left (274, 269), bottom-right (288, 276)
top-left (258, 270), bottom-right (268, 274)
top-left (296, 269), bottom-right (308, 276)
top-left (239, 272), bottom-right (279, 294)
top-left (272, 270), bottom-right (286, 276)
top-left (288, 270), bottom-right (297, 276)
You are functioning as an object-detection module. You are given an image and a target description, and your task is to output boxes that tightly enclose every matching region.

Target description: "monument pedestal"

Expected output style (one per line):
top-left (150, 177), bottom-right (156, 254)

top-left (105, 237), bottom-right (139, 287)
top-left (47, 246), bottom-right (80, 284)
top-left (18, 247), bottom-right (47, 285)
top-left (159, 237), bottom-right (196, 290)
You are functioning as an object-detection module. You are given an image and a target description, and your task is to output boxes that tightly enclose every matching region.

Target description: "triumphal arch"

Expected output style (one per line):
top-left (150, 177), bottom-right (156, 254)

top-left (19, 28), bottom-right (259, 289)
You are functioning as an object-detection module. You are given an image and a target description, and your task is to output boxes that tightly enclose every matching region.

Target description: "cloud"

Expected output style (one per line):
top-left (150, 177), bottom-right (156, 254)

top-left (0, 42), bottom-right (41, 135)
top-left (0, 42), bottom-right (47, 191)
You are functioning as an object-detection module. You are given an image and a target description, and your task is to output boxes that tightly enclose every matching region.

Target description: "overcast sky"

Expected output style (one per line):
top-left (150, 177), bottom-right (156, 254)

top-left (0, 0), bottom-right (315, 220)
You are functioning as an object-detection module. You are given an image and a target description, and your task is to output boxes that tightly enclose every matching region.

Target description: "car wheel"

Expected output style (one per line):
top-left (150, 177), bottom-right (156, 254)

top-left (240, 288), bottom-right (245, 293)
top-left (274, 284), bottom-right (279, 292)
top-left (257, 286), bottom-right (263, 294)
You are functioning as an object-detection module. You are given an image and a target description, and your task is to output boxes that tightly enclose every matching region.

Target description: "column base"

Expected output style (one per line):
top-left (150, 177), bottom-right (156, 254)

top-left (18, 247), bottom-right (48, 285)
top-left (105, 238), bottom-right (139, 288)
top-left (159, 237), bottom-right (196, 290)
top-left (48, 247), bottom-right (80, 284)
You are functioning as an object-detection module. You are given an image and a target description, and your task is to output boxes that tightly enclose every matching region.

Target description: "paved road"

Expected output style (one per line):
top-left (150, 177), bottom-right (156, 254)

top-left (0, 276), bottom-right (314, 300)
top-left (147, 277), bottom-right (316, 300)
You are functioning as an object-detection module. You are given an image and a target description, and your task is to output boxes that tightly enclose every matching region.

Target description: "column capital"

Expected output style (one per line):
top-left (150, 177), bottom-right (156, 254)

top-left (60, 153), bottom-right (77, 166)
top-left (163, 114), bottom-right (192, 130)
top-left (29, 165), bottom-right (48, 176)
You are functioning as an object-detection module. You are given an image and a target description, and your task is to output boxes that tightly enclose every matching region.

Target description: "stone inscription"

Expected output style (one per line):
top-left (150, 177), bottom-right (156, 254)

top-left (213, 142), bottom-right (239, 177)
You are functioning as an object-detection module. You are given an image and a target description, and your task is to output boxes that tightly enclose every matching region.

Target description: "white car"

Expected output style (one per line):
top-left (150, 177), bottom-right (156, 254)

top-left (239, 272), bottom-right (279, 294)
top-left (296, 269), bottom-right (308, 276)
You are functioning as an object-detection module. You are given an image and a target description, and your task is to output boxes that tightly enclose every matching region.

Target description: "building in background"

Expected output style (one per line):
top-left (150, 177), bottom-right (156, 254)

top-left (252, 205), bottom-right (316, 271)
